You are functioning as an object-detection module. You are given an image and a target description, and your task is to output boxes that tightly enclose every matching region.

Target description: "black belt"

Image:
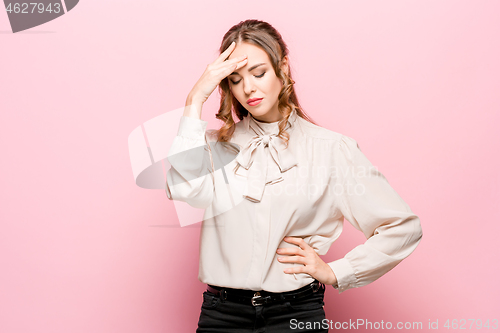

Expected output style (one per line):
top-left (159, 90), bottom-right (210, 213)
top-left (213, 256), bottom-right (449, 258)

top-left (207, 280), bottom-right (324, 306)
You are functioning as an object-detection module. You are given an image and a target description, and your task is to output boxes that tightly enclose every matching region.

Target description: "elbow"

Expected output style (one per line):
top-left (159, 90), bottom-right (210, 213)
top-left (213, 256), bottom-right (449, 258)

top-left (376, 212), bottom-right (423, 259)
top-left (165, 170), bottom-right (214, 208)
top-left (400, 214), bottom-right (423, 258)
top-left (184, 178), bottom-right (214, 209)
top-left (412, 215), bottom-right (423, 248)
top-left (401, 211), bottom-right (423, 243)
top-left (406, 212), bottom-right (422, 243)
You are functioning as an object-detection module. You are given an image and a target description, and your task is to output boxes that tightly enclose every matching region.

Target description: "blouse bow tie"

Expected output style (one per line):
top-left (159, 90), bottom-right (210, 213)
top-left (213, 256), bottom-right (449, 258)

top-left (235, 113), bottom-right (298, 203)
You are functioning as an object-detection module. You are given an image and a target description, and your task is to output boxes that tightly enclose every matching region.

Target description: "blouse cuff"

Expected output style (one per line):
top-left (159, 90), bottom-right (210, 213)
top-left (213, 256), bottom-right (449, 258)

top-left (328, 258), bottom-right (357, 294)
top-left (177, 116), bottom-right (208, 139)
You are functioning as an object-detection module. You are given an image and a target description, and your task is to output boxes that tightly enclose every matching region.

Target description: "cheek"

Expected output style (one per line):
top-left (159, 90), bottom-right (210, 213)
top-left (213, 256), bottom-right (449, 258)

top-left (230, 86), bottom-right (244, 103)
top-left (258, 78), bottom-right (270, 92)
top-left (230, 85), bottom-right (239, 96)
top-left (228, 84), bottom-right (236, 95)
top-left (266, 78), bottom-right (282, 95)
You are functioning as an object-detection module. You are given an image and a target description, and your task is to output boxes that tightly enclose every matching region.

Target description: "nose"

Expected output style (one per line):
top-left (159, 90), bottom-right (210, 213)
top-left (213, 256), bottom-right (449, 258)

top-left (243, 77), bottom-right (256, 95)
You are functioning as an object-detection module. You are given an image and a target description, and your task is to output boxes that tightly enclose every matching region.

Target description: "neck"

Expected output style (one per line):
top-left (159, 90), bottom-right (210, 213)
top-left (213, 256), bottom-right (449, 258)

top-left (250, 113), bottom-right (283, 123)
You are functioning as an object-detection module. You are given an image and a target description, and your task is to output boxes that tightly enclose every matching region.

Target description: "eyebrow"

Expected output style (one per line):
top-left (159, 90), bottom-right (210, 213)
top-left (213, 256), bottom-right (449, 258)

top-left (230, 63), bottom-right (266, 76)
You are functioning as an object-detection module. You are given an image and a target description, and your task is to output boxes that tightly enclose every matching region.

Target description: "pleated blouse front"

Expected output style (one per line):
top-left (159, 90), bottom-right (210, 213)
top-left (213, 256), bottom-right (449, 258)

top-left (165, 108), bottom-right (422, 293)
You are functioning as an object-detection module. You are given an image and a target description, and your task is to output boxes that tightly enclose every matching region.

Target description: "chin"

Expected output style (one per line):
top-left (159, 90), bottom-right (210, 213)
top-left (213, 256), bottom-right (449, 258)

top-left (248, 108), bottom-right (270, 117)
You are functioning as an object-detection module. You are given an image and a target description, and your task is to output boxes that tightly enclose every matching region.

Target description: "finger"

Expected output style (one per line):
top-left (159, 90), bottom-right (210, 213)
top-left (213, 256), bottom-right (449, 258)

top-left (213, 41), bottom-right (237, 65)
top-left (276, 247), bottom-right (303, 256)
top-left (211, 55), bottom-right (247, 72)
top-left (278, 256), bottom-right (306, 264)
top-left (283, 237), bottom-right (308, 250)
top-left (206, 58), bottom-right (246, 82)
top-left (233, 57), bottom-right (248, 70)
top-left (212, 58), bottom-right (248, 80)
top-left (284, 266), bottom-right (307, 274)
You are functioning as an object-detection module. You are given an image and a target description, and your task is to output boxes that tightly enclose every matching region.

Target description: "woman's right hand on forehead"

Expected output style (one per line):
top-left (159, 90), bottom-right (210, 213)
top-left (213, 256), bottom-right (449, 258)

top-left (186, 41), bottom-right (247, 106)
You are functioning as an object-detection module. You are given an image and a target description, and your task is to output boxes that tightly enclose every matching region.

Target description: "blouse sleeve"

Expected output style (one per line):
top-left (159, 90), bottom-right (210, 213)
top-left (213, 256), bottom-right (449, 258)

top-left (165, 115), bottom-right (215, 209)
top-left (327, 135), bottom-right (423, 294)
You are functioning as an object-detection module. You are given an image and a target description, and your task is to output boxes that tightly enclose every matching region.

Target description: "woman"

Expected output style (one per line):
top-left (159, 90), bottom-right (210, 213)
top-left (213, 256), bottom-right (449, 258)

top-left (165, 19), bottom-right (422, 333)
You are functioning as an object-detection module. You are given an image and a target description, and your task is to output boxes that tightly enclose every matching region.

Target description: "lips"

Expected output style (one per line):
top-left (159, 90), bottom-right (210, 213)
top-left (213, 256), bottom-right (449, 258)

top-left (247, 98), bottom-right (263, 105)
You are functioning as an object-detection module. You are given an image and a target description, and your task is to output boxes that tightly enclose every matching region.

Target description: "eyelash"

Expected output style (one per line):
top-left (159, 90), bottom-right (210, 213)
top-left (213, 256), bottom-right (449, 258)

top-left (230, 72), bottom-right (266, 85)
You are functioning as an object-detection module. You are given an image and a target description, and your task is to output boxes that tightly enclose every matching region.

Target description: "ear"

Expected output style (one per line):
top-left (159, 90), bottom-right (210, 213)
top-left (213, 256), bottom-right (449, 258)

top-left (280, 56), bottom-right (290, 77)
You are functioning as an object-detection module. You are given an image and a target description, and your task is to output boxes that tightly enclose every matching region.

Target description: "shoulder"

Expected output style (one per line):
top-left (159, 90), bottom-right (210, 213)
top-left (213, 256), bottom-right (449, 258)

top-left (294, 117), bottom-right (364, 159)
top-left (295, 116), bottom-right (346, 143)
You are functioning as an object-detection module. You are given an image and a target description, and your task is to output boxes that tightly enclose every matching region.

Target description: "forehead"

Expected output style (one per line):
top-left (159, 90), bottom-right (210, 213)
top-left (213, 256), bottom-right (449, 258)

top-left (227, 42), bottom-right (270, 63)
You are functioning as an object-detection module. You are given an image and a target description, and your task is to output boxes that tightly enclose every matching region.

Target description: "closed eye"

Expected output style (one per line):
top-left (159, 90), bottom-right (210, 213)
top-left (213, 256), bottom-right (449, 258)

top-left (230, 72), bottom-right (266, 85)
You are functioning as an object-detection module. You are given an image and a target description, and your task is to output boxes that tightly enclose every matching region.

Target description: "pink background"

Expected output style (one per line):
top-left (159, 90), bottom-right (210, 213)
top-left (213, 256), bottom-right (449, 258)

top-left (1, 0), bottom-right (499, 332)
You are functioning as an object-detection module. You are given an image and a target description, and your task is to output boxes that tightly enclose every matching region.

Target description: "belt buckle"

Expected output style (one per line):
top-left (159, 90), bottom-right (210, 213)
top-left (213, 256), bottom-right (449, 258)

top-left (220, 289), bottom-right (227, 301)
top-left (251, 292), bottom-right (264, 306)
top-left (311, 281), bottom-right (320, 293)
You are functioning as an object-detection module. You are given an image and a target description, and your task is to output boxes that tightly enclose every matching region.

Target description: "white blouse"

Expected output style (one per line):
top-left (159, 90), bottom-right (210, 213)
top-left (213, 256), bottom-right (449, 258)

top-left (165, 108), bottom-right (422, 293)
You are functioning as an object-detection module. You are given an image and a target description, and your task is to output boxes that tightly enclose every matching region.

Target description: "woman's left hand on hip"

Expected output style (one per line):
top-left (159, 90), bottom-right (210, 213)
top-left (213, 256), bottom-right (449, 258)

top-left (277, 236), bottom-right (338, 286)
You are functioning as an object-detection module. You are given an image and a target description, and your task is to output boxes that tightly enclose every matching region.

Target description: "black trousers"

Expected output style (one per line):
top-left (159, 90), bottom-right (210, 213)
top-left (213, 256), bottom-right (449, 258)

top-left (196, 283), bottom-right (328, 333)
